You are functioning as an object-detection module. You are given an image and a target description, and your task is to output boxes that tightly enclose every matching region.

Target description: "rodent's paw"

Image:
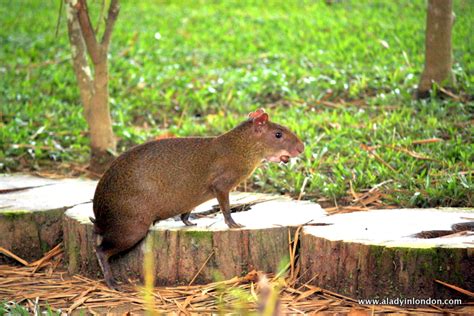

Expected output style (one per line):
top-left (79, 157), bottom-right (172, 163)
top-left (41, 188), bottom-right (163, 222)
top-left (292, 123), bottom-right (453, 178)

top-left (104, 277), bottom-right (122, 291)
top-left (183, 220), bottom-right (197, 226)
top-left (227, 222), bottom-right (245, 229)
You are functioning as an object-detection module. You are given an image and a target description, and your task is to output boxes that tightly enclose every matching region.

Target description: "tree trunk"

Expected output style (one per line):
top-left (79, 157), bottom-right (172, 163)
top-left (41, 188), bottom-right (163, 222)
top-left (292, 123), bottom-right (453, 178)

top-left (65, 0), bottom-right (119, 173)
top-left (417, 0), bottom-right (455, 98)
top-left (88, 60), bottom-right (116, 171)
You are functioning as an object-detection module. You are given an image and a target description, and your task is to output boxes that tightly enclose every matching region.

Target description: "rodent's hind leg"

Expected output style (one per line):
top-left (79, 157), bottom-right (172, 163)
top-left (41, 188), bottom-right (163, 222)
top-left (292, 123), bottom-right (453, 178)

top-left (180, 212), bottom-right (197, 226)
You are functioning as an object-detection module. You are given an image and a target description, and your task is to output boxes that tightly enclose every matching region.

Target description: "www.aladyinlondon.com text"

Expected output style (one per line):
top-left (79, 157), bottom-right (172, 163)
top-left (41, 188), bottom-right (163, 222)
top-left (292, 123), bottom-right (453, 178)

top-left (358, 297), bottom-right (463, 306)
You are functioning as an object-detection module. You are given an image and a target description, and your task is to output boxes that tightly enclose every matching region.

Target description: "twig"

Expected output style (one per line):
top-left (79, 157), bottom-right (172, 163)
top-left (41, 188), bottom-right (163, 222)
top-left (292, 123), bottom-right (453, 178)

top-left (0, 184), bottom-right (54, 194)
top-left (435, 279), bottom-right (474, 298)
top-left (55, 0), bottom-right (63, 37)
top-left (296, 273), bottom-right (320, 292)
top-left (67, 285), bottom-right (97, 314)
top-left (101, 0), bottom-right (120, 48)
top-left (315, 100), bottom-right (341, 109)
top-left (188, 250), bottom-right (215, 286)
top-left (76, 0), bottom-right (101, 63)
top-left (412, 138), bottom-right (443, 145)
top-left (29, 243), bottom-right (63, 273)
top-left (297, 176), bottom-right (309, 201)
top-left (388, 145), bottom-right (439, 162)
top-left (438, 86), bottom-right (462, 101)
top-left (368, 179), bottom-right (393, 193)
top-left (288, 226), bottom-right (303, 282)
top-left (0, 247), bottom-right (29, 266)
top-left (371, 151), bottom-right (397, 172)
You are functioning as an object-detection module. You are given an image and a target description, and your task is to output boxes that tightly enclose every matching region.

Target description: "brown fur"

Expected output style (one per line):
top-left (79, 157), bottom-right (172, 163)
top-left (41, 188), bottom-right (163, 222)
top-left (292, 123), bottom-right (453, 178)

top-left (92, 112), bottom-right (304, 289)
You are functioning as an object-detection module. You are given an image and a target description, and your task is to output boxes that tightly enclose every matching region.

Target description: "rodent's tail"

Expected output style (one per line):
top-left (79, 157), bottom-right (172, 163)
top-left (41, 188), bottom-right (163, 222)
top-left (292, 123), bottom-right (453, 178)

top-left (89, 216), bottom-right (103, 235)
top-left (90, 220), bottom-right (104, 247)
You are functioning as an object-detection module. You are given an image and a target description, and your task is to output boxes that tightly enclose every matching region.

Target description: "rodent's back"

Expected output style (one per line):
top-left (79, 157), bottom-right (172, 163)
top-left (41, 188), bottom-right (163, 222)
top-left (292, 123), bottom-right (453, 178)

top-left (93, 137), bottom-right (217, 225)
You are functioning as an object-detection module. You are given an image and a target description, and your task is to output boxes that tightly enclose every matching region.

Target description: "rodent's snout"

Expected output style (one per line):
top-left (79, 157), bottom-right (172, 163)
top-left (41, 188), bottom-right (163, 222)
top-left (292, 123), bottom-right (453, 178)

top-left (296, 141), bottom-right (305, 154)
top-left (288, 141), bottom-right (305, 157)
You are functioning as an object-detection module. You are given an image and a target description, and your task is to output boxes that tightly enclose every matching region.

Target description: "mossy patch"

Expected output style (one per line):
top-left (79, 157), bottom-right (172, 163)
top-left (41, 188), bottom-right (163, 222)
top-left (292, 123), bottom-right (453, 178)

top-left (65, 226), bottom-right (78, 272)
top-left (395, 246), bottom-right (467, 284)
top-left (182, 230), bottom-right (213, 241)
top-left (0, 209), bottom-right (32, 220)
top-left (386, 242), bottom-right (437, 248)
top-left (39, 239), bottom-right (50, 254)
top-left (368, 244), bottom-right (385, 270)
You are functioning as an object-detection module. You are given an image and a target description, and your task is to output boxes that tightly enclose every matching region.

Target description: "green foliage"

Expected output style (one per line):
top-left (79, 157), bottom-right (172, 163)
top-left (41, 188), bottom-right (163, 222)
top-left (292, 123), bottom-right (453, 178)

top-left (1, 0), bottom-right (472, 207)
top-left (0, 301), bottom-right (60, 316)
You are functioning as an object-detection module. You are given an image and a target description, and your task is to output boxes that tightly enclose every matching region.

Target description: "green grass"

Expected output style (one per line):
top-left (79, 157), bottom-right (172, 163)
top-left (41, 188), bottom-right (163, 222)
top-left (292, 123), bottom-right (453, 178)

top-left (0, 301), bottom-right (59, 315)
top-left (1, 0), bottom-right (473, 207)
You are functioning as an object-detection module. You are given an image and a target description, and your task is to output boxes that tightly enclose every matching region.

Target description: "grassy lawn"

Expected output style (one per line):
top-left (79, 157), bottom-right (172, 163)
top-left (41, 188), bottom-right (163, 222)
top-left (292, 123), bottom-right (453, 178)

top-left (1, 0), bottom-right (473, 207)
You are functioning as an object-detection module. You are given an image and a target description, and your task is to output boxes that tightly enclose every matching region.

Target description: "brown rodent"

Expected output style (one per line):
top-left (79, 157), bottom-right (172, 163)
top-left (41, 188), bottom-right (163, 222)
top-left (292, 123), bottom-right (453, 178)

top-left (92, 108), bottom-right (304, 289)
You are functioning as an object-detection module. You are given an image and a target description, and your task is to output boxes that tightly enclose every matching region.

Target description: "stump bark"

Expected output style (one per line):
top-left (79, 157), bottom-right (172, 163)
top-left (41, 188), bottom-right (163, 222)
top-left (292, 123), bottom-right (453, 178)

top-left (0, 174), bottom-right (97, 263)
top-left (300, 208), bottom-right (474, 301)
top-left (64, 192), bottom-right (326, 285)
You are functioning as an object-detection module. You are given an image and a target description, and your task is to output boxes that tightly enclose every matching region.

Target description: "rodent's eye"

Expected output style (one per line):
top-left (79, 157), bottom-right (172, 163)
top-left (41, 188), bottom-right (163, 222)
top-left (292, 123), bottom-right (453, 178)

top-left (275, 131), bottom-right (283, 139)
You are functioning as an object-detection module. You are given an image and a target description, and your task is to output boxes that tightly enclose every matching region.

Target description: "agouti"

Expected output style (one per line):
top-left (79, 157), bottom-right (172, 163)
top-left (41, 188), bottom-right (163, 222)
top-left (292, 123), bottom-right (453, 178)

top-left (92, 108), bottom-right (304, 289)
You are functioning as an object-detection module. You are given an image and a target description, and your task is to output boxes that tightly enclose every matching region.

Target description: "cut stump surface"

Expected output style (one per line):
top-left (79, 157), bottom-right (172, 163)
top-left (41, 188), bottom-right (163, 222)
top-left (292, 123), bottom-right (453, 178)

top-left (64, 192), bottom-right (326, 285)
top-left (300, 208), bottom-right (474, 301)
top-left (0, 174), bottom-right (97, 262)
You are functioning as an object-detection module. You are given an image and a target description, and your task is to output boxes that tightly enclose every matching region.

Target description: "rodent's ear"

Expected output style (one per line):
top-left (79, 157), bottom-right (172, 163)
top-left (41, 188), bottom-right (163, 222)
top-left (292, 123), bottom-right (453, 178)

top-left (248, 108), bottom-right (266, 119)
top-left (252, 112), bottom-right (269, 126)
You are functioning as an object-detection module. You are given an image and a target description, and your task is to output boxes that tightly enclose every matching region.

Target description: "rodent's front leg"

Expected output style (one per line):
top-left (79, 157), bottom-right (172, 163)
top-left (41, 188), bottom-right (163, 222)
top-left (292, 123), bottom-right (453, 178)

top-left (213, 188), bottom-right (244, 229)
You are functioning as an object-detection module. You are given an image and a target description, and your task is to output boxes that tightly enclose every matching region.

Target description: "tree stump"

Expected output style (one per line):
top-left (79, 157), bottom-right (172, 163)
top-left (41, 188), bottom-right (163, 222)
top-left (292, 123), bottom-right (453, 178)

top-left (64, 192), bottom-right (326, 285)
top-left (300, 208), bottom-right (474, 301)
top-left (0, 174), bottom-right (97, 263)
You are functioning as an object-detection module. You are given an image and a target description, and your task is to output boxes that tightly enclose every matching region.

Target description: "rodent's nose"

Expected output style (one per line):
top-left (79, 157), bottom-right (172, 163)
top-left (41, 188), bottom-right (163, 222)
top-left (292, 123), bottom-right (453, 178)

top-left (296, 141), bottom-right (305, 154)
